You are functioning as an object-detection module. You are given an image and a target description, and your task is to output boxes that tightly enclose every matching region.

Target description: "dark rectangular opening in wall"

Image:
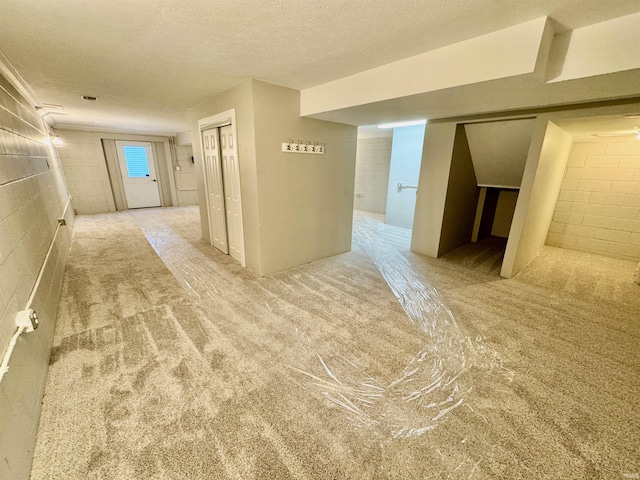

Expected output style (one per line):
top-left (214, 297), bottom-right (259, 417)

top-left (478, 189), bottom-right (500, 241)
top-left (448, 186), bottom-right (519, 275)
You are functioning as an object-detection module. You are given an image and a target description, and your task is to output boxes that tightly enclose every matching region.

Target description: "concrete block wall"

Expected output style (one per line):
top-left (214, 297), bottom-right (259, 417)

top-left (353, 136), bottom-right (392, 214)
top-left (57, 130), bottom-right (194, 212)
top-left (175, 144), bottom-right (197, 206)
top-left (55, 130), bottom-right (114, 214)
top-left (547, 136), bottom-right (640, 261)
top-left (0, 73), bottom-right (73, 479)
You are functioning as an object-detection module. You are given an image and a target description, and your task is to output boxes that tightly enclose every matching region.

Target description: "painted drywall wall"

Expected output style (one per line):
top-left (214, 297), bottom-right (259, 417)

top-left (464, 118), bottom-right (534, 188)
top-left (186, 80), bottom-right (261, 273)
top-left (0, 72), bottom-right (73, 479)
top-left (491, 190), bottom-right (519, 238)
top-left (353, 136), bottom-right (392, 214)
top-left (189, 80), bottom-right (357, 276)
top-left (549, 13), bottom-right (640, 83)
top-left (251, 80), bottom-right (357, 275)
top-left (411, 122), bottom-right (457, 257)
top-left (502, 120), bottom-right (573, 277)
top-left (301, 17), bottom-right (550, 116)
top-left (439, 125), bottom-right (479, 255)
top-left (385, 124), bottom-right (425, 229)
top-left (546, 136), bottom-right (640, 261)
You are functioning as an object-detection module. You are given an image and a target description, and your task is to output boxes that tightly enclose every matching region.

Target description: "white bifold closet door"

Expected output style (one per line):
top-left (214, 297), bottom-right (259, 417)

top-left (219, 125), bottom-right (245, 264)
top-left (201, 125), bottom-right (245, 265)
top-left (202, 128), bottom-right (228, 254)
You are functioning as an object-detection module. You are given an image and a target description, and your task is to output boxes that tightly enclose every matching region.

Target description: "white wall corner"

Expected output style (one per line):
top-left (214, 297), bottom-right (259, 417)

top-left (547, 12), bottom-right (640, 83)
top-left (532, 17), bottom-right (561, 82)
top-left (501, 120), bottom-right (573, 278)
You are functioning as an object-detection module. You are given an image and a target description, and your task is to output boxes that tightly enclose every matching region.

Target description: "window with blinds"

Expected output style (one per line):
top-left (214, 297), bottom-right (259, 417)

top-left (122, 146), bottom-right (150, 178)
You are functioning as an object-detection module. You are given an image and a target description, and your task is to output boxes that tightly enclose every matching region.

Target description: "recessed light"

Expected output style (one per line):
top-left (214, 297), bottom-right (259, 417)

top-left (81, 95), bottom-right (98, 101)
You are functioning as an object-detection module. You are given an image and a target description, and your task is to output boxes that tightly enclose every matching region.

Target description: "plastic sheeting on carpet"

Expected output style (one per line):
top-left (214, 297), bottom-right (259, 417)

top-left (132, 211), bottom-right (510, 441)
top-left (292, 217), bottom-right (510, 438)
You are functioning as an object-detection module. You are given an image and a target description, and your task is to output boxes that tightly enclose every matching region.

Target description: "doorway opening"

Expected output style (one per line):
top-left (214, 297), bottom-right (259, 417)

top-left (353, 123), bottom-right (425, 230)
top-left (199, 110), bottom-right (245, 266)
top-left (115, 141), bottom-right (161, 209)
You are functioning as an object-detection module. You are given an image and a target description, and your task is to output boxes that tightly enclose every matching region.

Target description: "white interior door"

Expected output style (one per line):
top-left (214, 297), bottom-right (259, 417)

top-left (219, 125), bottom-right (245, 264)
top-left (202, 128), bottom-right (228, 254)
top-left (115, 141), bottom-right (161, 208)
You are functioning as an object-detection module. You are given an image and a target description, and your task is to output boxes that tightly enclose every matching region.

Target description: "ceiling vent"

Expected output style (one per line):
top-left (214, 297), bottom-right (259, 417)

top-left (81, 95), bottom-right (98, 101)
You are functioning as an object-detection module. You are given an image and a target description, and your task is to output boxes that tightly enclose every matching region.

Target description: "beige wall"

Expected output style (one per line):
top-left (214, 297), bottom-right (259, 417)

top-left (0, 73), bottom-right (73, 479)
top-left (188, 80), bottom-right (357, 276)
top-left (411, 122), bottom-right (457, 257)
top-left (550, 13), bottom-right (640, 82)
top-left (464, 118), bottom-right (534, 188)
top-left (546, 136), bottom-right (640, 261)
top-left (252, 80), bottom-right (357, 275)
top-left (353, 136), bottom-right (392, 214)
top-left (439, 125), bottom-right (479, 255)
top-left (491, 190), bottom-right (519, 238)
top-left (187, 80), bottom-right (261, 272)
top-left (502, 120), bottom-right (573, 277)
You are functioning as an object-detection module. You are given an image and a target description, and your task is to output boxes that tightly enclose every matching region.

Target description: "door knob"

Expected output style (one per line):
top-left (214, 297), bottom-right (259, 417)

top-left (152, 179), bottom-right (157, 182)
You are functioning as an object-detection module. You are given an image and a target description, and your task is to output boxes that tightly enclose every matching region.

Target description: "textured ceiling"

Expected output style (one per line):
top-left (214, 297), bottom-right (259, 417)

top-left (1, 0), bottom-right (638, 133)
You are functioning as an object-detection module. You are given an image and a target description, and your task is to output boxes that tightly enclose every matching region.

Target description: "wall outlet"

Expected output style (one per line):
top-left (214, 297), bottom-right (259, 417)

top-left (15, 309), bottom-right (39, 333)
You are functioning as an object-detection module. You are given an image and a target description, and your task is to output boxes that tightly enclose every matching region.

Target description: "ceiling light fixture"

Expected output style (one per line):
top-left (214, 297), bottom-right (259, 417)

top-left (378, 119), bottom-right (427, 129)
top-left (50, 135), bottom-right (63, 147)
top-left (623, 114), bottom-right (640, 119)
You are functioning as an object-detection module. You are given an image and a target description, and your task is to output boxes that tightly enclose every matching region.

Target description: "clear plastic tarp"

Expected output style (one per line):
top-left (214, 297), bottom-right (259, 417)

top-left (131, 211), bottom-right (510, 441)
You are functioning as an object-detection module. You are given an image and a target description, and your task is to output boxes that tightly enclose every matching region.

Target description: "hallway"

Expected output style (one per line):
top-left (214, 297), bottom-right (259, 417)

top-left (32, 207), bottom-right (640, 479)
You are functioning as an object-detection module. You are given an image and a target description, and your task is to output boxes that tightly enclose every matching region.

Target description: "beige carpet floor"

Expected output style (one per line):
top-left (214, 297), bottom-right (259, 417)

top-left (31, 207), bottom-right (640, 479)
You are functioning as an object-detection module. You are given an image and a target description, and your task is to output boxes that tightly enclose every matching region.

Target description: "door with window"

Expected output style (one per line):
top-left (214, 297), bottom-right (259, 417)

top-left (115, 141), bottom-right (161, 208)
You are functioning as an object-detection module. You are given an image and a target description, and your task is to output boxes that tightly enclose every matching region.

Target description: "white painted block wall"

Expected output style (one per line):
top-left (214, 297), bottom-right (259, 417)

top-left (353, 136), bottom-right (392, 214)
top-left (547, 136), bottom-right (640, 261)
top-left (0, 73), bottom-right (73, 479)
top-left (57, 130), bottom-right (193, 213)
top-left (174, 144), bottom-right (197, 206)
top-left (56, 131), bottom-right (114, 214)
